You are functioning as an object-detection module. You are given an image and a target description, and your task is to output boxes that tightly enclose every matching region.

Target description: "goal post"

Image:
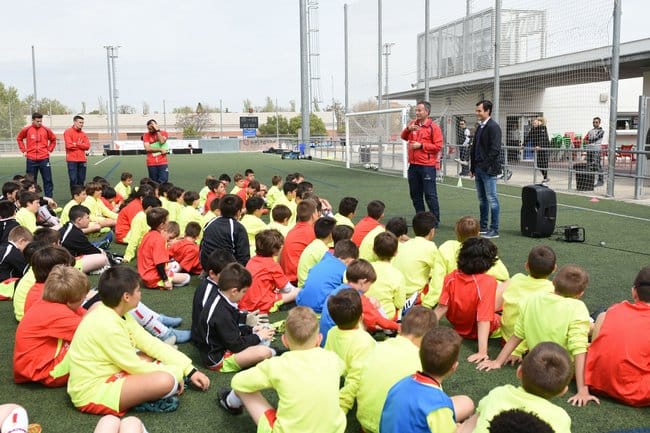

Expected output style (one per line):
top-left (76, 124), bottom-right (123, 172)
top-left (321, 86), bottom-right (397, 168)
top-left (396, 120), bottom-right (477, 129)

top-left (345, 107), bottom-right (409, 178)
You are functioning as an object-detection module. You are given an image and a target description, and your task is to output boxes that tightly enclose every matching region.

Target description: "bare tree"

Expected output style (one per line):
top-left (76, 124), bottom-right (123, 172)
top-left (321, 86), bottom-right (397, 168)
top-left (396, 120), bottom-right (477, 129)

top-left (117, 104), bottom-right (136, 114)
top-left (175, 105), bottom-right (214, 138)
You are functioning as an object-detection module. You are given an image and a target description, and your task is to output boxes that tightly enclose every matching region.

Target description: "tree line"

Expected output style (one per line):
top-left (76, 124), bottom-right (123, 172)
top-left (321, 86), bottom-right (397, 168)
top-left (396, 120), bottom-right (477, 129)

top-left (0, 80), bottom-right (359, 139)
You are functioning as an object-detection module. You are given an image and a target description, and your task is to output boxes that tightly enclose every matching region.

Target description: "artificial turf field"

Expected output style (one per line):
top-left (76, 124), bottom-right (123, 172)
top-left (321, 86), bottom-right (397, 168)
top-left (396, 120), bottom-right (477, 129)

top-left (0, 152), bottom-right (648, 433)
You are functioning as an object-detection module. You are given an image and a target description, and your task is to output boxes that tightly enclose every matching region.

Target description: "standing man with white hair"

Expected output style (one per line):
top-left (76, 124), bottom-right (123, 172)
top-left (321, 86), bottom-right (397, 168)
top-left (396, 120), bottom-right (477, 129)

top-left (400, 100), bottom-right (443, 226)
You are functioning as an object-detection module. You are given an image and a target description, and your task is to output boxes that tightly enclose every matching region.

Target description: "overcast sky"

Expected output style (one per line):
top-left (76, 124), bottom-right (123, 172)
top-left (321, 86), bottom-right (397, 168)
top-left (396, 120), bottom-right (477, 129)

top-left (0, 0), bottom-right (646, 114)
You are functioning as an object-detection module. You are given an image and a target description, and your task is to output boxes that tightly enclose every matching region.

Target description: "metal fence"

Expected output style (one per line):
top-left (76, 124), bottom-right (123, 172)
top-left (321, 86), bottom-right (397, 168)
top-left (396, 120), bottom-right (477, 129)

top-left (440, 143), bottom-right (650, 200)
top-left (4, 134), bottom-right (648, 201)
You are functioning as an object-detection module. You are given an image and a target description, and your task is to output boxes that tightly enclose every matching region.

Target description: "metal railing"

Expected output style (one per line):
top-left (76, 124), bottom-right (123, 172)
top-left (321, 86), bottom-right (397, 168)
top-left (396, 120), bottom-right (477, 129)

top-left (440, 143), bottom-right (649, 200)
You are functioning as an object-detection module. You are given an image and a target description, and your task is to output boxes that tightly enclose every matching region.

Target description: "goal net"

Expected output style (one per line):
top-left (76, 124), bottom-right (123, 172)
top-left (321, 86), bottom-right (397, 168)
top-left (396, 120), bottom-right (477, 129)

top-left (345, 107), bottom-right (408, 177)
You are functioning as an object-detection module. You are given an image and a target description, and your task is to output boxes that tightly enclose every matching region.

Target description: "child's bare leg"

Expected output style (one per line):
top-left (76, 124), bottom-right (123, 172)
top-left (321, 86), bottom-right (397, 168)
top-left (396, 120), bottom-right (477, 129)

top-left (94, 415), bottom-right (146, 433)
top-left (94, 415), bottom-right (120, 433)
top-left (118, 372), bottom-right (177, 411)
top-left (457, 413), bottom-right (478, 433)
top-left (235, 391), bottom-right (273, 426)
top-left (119, 417), bottom-right (146, 433)
top-left (81, 253), bottom-right (109, 273)
top-left (451, 395), bottom-right (475, 422)
top-left (171, 273), bottom-right (190, 287)
top-left (233, 346), bottom-right (274, 370)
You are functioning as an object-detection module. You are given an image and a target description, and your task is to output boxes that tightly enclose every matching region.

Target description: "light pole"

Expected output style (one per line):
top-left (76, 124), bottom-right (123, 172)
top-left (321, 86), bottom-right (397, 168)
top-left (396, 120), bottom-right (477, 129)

top-left (219, 99), bottom-right (223, 137)
top-left (383, 42), bottom-right (395, 155)
top-left (163, 99), bottom-right (167, 130)
top-left (383, 42), bottom-right (395, 109)
top-left (31, 45), bottom-right (38, 112)
top-left (104, 45), bottom-right (120, 144)
top-left (104, 46), bottom-right (114, 143)
top-left (110, 46), bottom-right (120, 142)
top-left (8, 99), bottom-right (13, 137)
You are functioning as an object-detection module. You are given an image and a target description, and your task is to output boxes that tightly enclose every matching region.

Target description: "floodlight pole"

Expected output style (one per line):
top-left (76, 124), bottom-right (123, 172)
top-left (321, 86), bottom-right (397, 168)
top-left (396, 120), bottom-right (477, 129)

top-left (219, 99), bottom-right (224, 136)
top-left (276, 97), bottom-right (280, 145)
top-left (104, 46), bottom-right (114, 145)
top-left (31, 46), bottom-right (38, 111)
top-left (424, 0), bottom-right (430, 102)
top-left (110, 46), bottom-right (120, 142)
top-left (606, 0), bottom-right (621, 197)
top-left (344, 3), bottom-right (349, 114)
top-left (300, 0), bottom-right (311, 148)
top-left (8, 99), bottom-right (13, 137)
top-left (377, 0), bottom-right (383, 111)
top-left (493, 0), bottom-right (501, 123)
top-left (163, 99), bottom-right (167, 130)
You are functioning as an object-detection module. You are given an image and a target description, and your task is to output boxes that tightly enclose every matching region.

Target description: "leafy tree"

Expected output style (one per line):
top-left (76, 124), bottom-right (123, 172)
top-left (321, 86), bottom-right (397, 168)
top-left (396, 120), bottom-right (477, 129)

top-left (242, 99), bottom-right (253, 113)
top-left (258, 115), bottom-right (290, 136)
top-left (261, 97), bottom-right (275, 112)
top-left (22, 96), bottom-right (71, 115)
top-left (142, 101), bottom-right (150, 115)
top-left (173, 106), bottom-right (193, 114)
top-left (288, 113), bottom-right (327, 136)
top-left (0, 82), bottom-right (26, 138)
top-left (289, 99), bottom-right (296, 111)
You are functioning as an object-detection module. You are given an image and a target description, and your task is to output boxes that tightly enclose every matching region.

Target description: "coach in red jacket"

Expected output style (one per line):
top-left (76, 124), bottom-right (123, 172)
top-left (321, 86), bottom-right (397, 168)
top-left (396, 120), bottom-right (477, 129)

top-left (16, 112), bottom-right (57, 198)
top-left (400, 100), bottom-right (443, 226)
top-left (64, 115), bottom-right (91, 191)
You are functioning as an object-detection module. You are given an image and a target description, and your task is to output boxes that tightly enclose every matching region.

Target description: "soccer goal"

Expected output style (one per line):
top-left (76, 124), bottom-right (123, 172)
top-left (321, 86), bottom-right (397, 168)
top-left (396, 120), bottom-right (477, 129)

top-left (345, 107), bottom-right (409, 178)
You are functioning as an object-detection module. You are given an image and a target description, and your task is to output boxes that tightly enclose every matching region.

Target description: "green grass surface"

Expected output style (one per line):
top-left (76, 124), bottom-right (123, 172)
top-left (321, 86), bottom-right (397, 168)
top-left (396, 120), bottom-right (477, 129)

top-left (0, 153), bottom-right (649, 432)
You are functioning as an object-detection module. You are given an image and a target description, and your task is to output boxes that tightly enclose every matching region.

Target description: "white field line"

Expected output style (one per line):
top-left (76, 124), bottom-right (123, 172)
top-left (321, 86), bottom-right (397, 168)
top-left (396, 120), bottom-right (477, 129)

top-left (309, 159), bottom-right (650, 222)
top-left (94, 156), bottom-right (112, 166)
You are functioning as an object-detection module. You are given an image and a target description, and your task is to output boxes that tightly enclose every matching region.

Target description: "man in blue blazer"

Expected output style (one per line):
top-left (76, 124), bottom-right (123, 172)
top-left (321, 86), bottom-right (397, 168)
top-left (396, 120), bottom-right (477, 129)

top-left (470, 100), bottom-right (502, 239)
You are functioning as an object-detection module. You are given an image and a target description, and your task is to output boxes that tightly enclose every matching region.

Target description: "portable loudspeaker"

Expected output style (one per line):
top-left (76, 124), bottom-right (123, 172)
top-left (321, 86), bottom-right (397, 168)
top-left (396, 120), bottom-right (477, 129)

top-left (520, 184), bottom-right (557, 238)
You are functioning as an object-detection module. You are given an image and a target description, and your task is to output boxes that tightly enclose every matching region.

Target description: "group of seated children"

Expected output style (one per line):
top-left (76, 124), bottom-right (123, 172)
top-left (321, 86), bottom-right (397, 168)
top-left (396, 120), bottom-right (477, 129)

top-left (2, 166), bottom-right (648, 432)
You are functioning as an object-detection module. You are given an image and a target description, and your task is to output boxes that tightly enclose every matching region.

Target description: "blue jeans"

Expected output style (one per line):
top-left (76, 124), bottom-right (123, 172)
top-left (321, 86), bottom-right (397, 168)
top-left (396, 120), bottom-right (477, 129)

top-left (26, 158), bottom-right (54, 198)
top-left (407, 164), bottom-right (440, 225)
top-left (67, 161), bottom-right (87, 190)
top-left (474, 166), bottom-right (500, 232)
top-left (147, 164), bottom-right (169, 184)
